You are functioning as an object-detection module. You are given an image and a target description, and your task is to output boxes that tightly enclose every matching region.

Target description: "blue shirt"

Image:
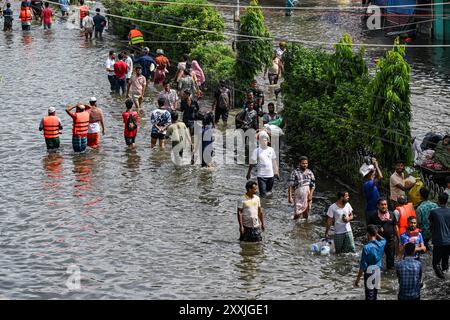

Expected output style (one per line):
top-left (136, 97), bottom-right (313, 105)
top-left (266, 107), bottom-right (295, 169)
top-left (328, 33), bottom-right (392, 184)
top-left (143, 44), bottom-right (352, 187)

top-left (3, 8), bottom-right (13, 23)
top-left (396, 257), bottom-right (422, 299)
top-left (400, 231), bottom-right (424, 259)
top-left (363, 179), bottom-right (379, 212)
top-left (359, 239), bottom-right (386, 271)
top-left (150, 108), bottom-right (171, 135)
top-left (134, 55), bottom-right (156, 79)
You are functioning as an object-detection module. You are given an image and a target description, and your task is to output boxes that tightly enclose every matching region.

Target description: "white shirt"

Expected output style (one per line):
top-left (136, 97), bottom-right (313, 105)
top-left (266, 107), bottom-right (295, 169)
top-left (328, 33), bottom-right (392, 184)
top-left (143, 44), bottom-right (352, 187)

top-left (326, 202), bottom-right (353, 234)
top-left (125, 56), bottom-right (133, 79)
top-left (82, 16), bottom-right (94, 29)
top-left (105, 57), bottom-right (115, 76)
top-left (237, 194), bottom-right (261, 228)
top-left (250, 146), bottom-right (277, 178)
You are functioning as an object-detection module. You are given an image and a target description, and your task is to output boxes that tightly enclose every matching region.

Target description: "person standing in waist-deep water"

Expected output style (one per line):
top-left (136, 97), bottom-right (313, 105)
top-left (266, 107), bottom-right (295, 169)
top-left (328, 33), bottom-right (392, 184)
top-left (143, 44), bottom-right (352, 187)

top-left (41, 2), bottom-right (53, 29)
top-left (39, 106), bottom-right (63, 151)
top-left (122, 99), bottom-right (138, 148)
top-left (237, 180), bottom-right (265, 242)
top-left (288, 156), bottom-right (315, 221)
top-left (150, 97), bottom-right (172, 150)
top-left (92, 8), bottom-right (106, 39)
top-left (3, 2), bottom-right (14, 32)
top-left (325, 191), bottom-right (356, 254)
top-left (66, 103), bottom-right (89, 152)
top-left (85, 97), bottom-right (105, 149)
top-left (354, 225), bottom-right (386, 301)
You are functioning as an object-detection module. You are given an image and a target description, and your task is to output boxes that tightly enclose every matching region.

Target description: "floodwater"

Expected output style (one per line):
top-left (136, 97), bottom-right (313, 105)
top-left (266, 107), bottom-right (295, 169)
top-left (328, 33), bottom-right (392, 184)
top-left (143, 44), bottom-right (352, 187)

top-left (0, 0), bottom-right (448, 300)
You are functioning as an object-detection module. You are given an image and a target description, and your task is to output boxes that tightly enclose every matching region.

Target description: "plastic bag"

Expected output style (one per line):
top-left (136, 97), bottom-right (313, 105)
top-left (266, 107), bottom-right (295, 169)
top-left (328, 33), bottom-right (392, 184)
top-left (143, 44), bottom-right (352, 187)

top-left (409, 177), bottom-right (424, 207)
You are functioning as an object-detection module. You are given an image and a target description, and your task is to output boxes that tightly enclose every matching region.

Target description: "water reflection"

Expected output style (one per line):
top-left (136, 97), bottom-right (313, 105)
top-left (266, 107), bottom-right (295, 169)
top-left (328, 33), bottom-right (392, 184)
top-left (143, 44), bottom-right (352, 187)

top-left (2, 32), bottom-right (14, 47)
top-left (72, 153), bottom-right (96, 196)
top-left (42, 152), bottom-right (64, 190)
top-left (125, 148), bottom-right (141, 171)
top-left (21, 33), bottom-right (33, 46)
top-left (236, 242), bottom-right (265, 296)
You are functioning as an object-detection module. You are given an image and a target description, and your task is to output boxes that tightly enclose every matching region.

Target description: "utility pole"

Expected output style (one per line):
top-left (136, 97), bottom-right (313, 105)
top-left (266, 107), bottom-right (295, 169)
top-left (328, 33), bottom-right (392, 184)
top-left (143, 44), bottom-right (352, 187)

top-left (232, 0), bottom-right (241, 107)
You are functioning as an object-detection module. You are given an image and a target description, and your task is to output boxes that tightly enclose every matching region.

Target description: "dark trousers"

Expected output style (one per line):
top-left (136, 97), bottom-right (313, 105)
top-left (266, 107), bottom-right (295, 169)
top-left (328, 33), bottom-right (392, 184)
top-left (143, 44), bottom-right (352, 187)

top-left (257, 177), bottom-right (274, 197)
top-left (385, 238), bottom-right (396, 269)
top-left (398, 295), bottom-right (420, 300)
top-left (364, 273), bottom-right (378, 300)
top-left (115, 78), bottom-right (126, 95)
top-left (433, 245), bottom-right (450, 272)
top-left (108, 75), bottom-right (116, 92)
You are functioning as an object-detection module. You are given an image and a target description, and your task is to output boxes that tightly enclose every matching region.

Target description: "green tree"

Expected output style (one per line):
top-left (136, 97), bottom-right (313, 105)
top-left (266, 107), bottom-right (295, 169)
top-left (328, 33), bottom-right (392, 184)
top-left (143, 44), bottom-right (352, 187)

top-left (368, 38), bottom-right (412, 168)
top-left (190, 44), bottom-right (235, 89)
top-left (235, 0), bottom-right (272, 105)
top-left (103, 0), bottom-right (225, 59)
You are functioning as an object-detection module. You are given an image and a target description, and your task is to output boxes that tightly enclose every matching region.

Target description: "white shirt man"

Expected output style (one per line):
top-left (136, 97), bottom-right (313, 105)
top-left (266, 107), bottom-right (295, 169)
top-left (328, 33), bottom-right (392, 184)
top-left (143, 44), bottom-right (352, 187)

top-left (246, 132), bottom-right (279, 197)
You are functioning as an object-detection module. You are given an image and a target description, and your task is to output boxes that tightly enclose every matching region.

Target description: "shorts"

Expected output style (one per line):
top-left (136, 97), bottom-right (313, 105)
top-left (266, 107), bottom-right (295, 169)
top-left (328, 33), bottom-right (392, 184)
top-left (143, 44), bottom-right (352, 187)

top-left (87, 132), bottom-right (100, 148)
top-left (125, 136), bottom-right (136, 146)
top-left (151, 132), bottom-right (166, 140)
top-left (45, 137), bottom-right (60, 150)
top-left (240, 227), bottom-right (262, 242)
top-left (72, 136), bottom-right (87, 152)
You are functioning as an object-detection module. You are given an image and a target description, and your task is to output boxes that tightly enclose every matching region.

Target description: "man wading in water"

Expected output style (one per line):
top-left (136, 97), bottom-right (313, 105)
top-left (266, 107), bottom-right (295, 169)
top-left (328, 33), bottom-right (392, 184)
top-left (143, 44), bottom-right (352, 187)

top-left (237, 180), bottom-right (265, 242)
top-left (288, 156), bottom-right (315, 220)
top-left (85, 97), bottom-right (105, 148)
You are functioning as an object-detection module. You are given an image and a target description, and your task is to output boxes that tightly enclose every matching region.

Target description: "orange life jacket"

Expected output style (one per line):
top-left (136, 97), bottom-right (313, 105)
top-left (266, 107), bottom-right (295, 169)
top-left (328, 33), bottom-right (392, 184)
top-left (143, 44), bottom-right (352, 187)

top-left (128, 29), bottom-right (144, 45)
top-left (73, 111), bottom-right (89, 136)
top-left (43, 116), bottom-right (60, 139)
top-left (20, 7), bottom-right (32, 22)
top-left (79, 4), bottom-right (88, 19)
top-left (396, 202), bottom-right (416, 236)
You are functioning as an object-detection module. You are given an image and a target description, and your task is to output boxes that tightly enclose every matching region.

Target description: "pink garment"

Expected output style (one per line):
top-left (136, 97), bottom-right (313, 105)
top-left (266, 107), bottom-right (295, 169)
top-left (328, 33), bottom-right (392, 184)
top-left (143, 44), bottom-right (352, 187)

top-left (42, 8), bottom-right (53, 25)
top-left (190, 60), bottom-right (205, 86)
top-left (378, 210), bottom-right (390, 222)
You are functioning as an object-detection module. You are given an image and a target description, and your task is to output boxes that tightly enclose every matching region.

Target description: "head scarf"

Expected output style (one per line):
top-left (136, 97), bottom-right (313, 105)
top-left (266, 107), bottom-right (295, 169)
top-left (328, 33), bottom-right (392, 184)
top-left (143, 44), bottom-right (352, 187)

top-left (190, 60), bottom-right (205, 86)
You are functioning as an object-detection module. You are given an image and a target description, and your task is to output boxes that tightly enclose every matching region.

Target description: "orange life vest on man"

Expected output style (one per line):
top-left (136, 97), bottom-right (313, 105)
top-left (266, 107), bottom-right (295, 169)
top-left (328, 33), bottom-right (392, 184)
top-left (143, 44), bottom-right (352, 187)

top-left (43, 116), bottom-right (60, 139)
top-left (79, 4), bottom-right (88, 20)
top-left (20, 7), bottom-right (32, 22)
top-left (396, 202), bottom-right (416, 235)
top-left (128, 29), bottom-right (144, 45)
top-left (73, 111), bottom-right (89, 137)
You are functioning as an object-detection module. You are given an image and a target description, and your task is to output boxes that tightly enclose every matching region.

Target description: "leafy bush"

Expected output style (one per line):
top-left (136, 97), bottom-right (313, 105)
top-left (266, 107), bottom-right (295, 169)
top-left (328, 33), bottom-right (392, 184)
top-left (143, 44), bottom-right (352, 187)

top-left (102, 0), bottom-right (225, 59)
top-left (189, 44), bottom-right (235, 89)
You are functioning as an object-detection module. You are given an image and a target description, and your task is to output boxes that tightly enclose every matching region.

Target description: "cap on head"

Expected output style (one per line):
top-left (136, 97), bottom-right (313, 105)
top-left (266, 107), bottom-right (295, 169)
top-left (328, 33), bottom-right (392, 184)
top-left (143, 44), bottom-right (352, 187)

top-left (48, 106), bottom-right (56, 113)
top-left (156, 49), bottom-right (164, 55)
top-left (78, 104), bottom-right (86, 110)
top-left (143, 47), bottom-right (150, 53)
top-left (89, 97), bottom-right (97, 103)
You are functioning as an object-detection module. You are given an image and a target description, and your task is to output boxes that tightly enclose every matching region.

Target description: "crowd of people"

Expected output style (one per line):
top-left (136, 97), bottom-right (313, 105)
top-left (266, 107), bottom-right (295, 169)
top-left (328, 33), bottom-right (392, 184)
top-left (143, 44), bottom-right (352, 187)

top-left (8, 0), bottom-right (450, 300)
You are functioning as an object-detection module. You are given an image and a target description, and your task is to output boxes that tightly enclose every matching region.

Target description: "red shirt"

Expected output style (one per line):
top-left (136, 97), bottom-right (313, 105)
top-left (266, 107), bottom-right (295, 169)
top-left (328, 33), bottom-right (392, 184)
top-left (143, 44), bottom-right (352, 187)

top-left (41, 8), bottom-right (53, 25)
top-left (41, 8), bottom-right (53, 24)
top-left (114, 60), bottom-right (128, 80)
top-left (122, 111), bottom-right (138, 138)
